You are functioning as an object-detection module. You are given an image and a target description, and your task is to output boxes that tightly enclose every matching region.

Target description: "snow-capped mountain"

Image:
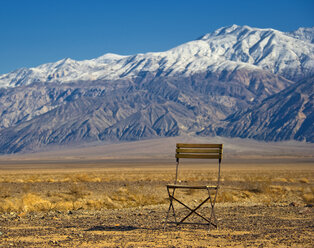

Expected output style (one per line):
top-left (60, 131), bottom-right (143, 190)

top-left (0, 25), bottom-right (313, 88)
top-left (0, 25), bottom-right (313, 154)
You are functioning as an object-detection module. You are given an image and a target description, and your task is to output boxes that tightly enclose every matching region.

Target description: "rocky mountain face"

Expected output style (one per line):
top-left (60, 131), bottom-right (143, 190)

top-left (199, 77), bottom-right (314, 142)
top-left (0, 25), bottom-right (313, 154)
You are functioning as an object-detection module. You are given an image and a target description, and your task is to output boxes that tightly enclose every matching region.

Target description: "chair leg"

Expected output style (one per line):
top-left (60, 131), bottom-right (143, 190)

top-left (164, 187), bottom-right (177, 229)
top-left (165, 187), bottom-right (219, 230)
top-left (207, 188), bottom-right (218, 230)
top-left (176, 195), bottom-right (211, 224)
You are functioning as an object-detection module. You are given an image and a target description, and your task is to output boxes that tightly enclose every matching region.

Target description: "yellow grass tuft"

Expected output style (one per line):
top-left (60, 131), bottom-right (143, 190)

top-left (302, 193), bottom-right (314, 204)
top-left (244, 179), bottom-right (271, 194)
top-left (0, 193), bottom-right (52, 213)
top-left (272, 177), bottom-right (289, 183)
top-left (0, 199), bottom-right (19, 212)
top-left (54, 201), bottom-right (73, 211)
top-left (22, 193), bottom-right (52, 212)
top-left (299, 178), bottom-right (309, 184)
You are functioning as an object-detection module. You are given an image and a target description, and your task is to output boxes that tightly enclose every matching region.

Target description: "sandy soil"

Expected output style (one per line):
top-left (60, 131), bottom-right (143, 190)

top-left (0, 202), bottom-right (313, 247)
top-left (0, 139), bottom-right (313, 247)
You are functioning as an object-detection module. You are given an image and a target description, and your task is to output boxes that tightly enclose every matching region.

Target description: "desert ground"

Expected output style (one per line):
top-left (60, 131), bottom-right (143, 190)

top-left (0, 137), bottom-right (313, 247)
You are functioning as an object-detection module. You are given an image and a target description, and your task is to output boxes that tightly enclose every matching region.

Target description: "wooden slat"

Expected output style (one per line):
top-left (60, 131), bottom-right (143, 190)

top-left (177, 143), bottom-right (223, 148)
top-left (166, 184), bottom-right (217, 189)
top-left (176, 148), bottom-right (221, 154)
top-left (176, 154), bottom-right (221, 159)
top-left (167, 185), bottom-right (207, 189)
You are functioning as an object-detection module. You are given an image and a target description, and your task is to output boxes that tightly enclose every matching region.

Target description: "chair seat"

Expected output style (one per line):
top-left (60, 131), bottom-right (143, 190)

top-left (166, 184), bottom-right (217, 190)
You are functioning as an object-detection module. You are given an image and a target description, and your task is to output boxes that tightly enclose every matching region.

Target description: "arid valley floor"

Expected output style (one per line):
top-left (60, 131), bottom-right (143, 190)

top-left (0, 137), bottom-right (313, 247)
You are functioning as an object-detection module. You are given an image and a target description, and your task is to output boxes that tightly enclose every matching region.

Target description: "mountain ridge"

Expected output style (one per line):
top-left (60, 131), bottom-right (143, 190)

top-left (0, 25), bottom-right (313, 154)
top-left (0, 25), bottom-right (313, 88)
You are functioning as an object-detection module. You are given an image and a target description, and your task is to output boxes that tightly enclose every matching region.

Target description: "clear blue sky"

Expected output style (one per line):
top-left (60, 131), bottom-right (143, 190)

top-left (0, 0), bottom-right (313, 74)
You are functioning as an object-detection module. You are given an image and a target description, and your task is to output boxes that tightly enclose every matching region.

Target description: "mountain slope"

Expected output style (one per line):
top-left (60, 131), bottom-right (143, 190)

top-left (0, 67), bottom-right (295, 154)
top-left (0, 68), bottom-right (292, 131)
top-left (204, 77), bottom-right (314, 142)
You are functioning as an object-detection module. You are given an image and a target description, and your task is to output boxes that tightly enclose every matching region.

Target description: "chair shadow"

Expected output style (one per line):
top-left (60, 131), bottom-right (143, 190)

top-left (86, 225), bottom-right (138, 232)
top-left (86, 224), bottom-right (164, 232)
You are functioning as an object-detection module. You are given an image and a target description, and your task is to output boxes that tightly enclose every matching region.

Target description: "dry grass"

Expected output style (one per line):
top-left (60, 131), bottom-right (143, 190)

top-left (0, 166), bottom-right (313, 214)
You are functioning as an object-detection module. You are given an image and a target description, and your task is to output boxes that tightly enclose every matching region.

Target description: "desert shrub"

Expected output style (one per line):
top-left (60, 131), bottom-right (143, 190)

top-left (54, 201), bottom-right (73, 211)
top-left (110, 187), bottom-right (166, 208)
top-left (302, 193), bottom-right (314, 204)
top-left (299, 178), bottom-right (309, 184)
top-left (217, 191), bottom-right (239, 202)
top-left (0, 199), bottom-right (19, 212)
top-left (272, 178), bottom-right (289, 183)
top-left (243, 176), bottom-right (271, 194)
top-left (22, 193), bottom-right (52, 212)
top-left (68, 183), bottom-right (88, 199)
top-left (0, 185), bottom-right (12, 198)
top-left (85, 197), bottom-right (117, 210)
top-left (0, 193), bottom-right (53, 213)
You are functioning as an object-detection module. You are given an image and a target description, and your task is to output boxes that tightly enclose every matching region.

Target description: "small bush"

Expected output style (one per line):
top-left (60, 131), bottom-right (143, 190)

top-left (299, 178), bottom-right (309, 184)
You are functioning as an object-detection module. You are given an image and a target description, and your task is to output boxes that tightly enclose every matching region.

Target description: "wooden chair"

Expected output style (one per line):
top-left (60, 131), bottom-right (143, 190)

top-left (164, 143), bottom-right (223, 230)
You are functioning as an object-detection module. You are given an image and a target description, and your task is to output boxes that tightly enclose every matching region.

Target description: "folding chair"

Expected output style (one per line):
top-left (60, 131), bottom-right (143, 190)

top-left (164, 143), bottom-right (223, 230)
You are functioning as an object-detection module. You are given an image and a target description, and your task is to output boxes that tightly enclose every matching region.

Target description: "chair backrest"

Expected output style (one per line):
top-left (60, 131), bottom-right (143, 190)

top-left (174, 143), bottom-right (223, 185)
top-left (176, 143), bottom-right (223, 161)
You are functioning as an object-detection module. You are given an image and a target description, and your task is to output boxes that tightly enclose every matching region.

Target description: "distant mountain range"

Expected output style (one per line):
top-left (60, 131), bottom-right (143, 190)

top-left (0, 25), bottom-right (313, 154)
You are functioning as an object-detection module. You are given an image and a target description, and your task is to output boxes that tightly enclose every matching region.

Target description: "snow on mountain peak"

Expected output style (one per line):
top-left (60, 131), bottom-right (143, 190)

top-left (93, 53), bottom-right (128, 63)
top-left (213, 24), bottom-right (251, 36)
top-left (197, 25), bottom-right (314, 77)
top-left (0, 25), bottom-right (313, 88)
top-left (287, 27), bottom-right (314, 43)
